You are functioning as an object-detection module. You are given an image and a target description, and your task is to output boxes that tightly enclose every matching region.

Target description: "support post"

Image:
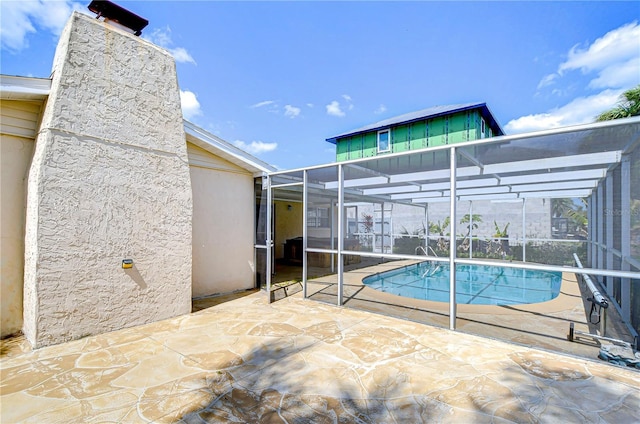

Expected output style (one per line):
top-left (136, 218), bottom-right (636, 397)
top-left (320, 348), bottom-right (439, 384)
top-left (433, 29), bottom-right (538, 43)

top-left (266, 175), bottom-right (272, 303)
top-left (381, 202), bottom-right (386, 254)
top-left (469, 201), bottom-right (473, 259)
top-left (302, 170), bottom-right (308, 298)
top-left (621, 156), bottom-right (631, 323)
top-left (337, 164), bottom-right (345, 306)
top-left (606, 173), bottom-right (614, 294)
top-left (590, 193), bottom-right (597, 268)
top-left (522, 198), bottom-right (527, 262)
top-left (449, 147), bottom-right (457, 330)
top-left (330, 200), bottom-right (335, 274)
top-left (596, 186), bottom-right (613, 297)
top-left (425, 204), bottom-right (429, 250)
top-left (597, 184), bottom-right (604, 280)
top-left (587, 195), bottom-right (592, 267)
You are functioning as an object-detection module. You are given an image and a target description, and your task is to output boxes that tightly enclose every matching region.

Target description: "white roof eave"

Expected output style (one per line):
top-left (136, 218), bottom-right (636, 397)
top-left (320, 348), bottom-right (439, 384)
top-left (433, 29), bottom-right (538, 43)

top-left (0, 75), bottom-right (51, 100)
top-left (183, 120), bottom-right (276, 176)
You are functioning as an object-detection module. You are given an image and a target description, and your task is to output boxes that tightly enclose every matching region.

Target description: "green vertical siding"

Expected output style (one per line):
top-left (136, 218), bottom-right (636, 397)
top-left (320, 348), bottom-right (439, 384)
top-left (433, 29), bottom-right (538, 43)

top-left (448, 113), bottom-right (467, 143)
top-left (333, 107), bottom-right (498, 161)
top-left (336, 139), bottom-right (349, 161)
top-left (393, 124), bottom-right (410, 153)
top-left (349, 135), bottom-right (363, 160)
top-left (410, 121), bottom-right (427, 149)
top-left (429, 116), bottom-right (447, 146)
top-left (363, 132), bottom-right (377, 157)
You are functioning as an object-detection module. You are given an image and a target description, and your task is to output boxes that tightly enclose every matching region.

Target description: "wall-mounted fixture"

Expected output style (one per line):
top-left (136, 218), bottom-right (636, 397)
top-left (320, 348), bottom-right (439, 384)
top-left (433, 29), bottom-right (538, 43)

top-left (122, 259), bottom-right (133, 269)
top-left (88, 0), bottom-right (149, 36)
top-left (287, 205), bottom-right (292, 211)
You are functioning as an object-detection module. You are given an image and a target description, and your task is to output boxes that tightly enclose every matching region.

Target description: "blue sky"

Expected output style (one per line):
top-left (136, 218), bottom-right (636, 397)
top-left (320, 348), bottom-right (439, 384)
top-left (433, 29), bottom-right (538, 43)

top-left (2, 1), bottom-right (639, 170)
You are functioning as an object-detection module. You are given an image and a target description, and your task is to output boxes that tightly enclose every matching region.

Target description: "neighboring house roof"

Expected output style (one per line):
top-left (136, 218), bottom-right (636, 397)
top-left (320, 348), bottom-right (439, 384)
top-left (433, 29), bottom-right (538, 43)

top-left (0, 74), bottom-right (275, 175)
top-left (326, 102), bottom-right (504, 144)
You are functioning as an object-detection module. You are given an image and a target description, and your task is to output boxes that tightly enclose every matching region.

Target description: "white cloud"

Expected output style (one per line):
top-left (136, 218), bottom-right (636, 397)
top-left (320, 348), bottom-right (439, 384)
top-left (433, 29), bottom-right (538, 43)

top-left (559, 22), bottom-right (639, 78)
top-left (537, 74), bottom-right (557, 90)
top-left (374, 104), bottom-right (387, 114)
top-left (251, 100), bottom-right (276, 108)
top-left (326, 100), bottom-right (345, 117)
top-left (505, 89), bottom-right (624, 133)
top-left (144, 27), bottom-right (196, 65)
top-left (234, 140), bottom-right (278, 155)
top-left (284, 104), bottom-right (301, 118)
top-left (511, 22), bottom-right (640, 134)
top-left (0, 0), bottom-right (84, 51)
top-left (342, 94), bottom-right (354, 110)
top-left (588, 56), bottom-right (640, 90)
top-left (539, 21), bottom-right (640, 92)
top-left (180, 90), bottom-right (202, 120)
top-left (306, 103), bottom-right (314, 108)
top-left (326, 95), bottom-right (354, 117)
top-left (169, 47), bottom-right (196, 65)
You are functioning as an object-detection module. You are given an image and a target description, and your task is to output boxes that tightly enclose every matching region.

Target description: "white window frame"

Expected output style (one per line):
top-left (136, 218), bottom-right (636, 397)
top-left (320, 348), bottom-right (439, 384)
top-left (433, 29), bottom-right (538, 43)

top-left (377, 129), bottom-right (391, 153)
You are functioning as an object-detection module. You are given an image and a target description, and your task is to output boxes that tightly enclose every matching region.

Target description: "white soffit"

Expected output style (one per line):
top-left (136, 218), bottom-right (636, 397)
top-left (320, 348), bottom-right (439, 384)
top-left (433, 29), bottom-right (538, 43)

top-left (0, 75), bottom-right (51, 100)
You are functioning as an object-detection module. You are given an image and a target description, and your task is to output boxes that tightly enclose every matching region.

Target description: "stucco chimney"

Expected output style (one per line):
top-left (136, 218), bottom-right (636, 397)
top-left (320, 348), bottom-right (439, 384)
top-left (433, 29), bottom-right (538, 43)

top-left (23, 12), bottom-right (193, 348)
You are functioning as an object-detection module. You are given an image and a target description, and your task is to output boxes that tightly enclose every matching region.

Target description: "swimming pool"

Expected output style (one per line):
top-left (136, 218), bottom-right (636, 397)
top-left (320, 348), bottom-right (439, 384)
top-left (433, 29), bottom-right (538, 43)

top-left (363, 262), bottom-right (562, 306)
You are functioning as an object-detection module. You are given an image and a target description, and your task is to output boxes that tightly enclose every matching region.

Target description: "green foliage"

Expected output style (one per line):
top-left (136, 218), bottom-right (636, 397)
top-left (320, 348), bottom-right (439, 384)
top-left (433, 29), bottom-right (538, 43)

top-left (428, 217), bottom-right (450, 235)
top-left (551, 198), bottom-right (573, 218)
top-left (493, 221), bottom-right (510, 238)
top-left (551, 198), bottom-right (588, 237)
top-left (459, 214), bottom-right (483, 237)
top-left (596, 85), bottom-right (640, 121)
top-left (510, 242), bottom-right (588, 267)
top-left (428, 217), bottom-right (451, 252)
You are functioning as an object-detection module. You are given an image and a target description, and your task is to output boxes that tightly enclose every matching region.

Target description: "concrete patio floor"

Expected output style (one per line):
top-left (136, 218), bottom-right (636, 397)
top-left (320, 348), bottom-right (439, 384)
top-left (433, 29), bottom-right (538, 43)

top-left (2, 290), bottom-right (639, 423)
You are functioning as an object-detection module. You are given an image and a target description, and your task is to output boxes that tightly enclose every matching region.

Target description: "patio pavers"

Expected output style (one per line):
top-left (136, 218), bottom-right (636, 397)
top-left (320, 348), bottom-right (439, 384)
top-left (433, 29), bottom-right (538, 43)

top-left (1, 291), bottom-right (639, 423)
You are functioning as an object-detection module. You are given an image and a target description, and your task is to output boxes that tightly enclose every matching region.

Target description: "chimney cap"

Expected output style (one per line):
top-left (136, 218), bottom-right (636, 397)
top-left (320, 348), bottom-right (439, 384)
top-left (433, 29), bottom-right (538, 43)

top-left (88, 0), bottom-right (149, 36)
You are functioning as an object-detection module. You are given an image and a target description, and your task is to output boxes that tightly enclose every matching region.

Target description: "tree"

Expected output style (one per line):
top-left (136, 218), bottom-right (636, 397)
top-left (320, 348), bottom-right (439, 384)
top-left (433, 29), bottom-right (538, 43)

top-left (551, 198), bottom-right (574, 218)
top-left (596, 85), bottom-right (640, 121)
top-left (428, 217), bottom-right (450, 252)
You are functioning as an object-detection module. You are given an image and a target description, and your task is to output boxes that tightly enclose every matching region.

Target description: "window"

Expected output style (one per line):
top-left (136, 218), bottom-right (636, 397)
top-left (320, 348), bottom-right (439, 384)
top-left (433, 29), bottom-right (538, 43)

top-left (377, 129), bottom-right (390, 153)
top-left (308, 207), bottom-right (330, 228)
top-left (481, 118), bottom-right (486, 138)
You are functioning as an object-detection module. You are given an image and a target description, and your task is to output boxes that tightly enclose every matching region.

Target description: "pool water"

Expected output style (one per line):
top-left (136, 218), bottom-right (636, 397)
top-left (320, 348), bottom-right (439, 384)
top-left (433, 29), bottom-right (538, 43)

top-left (363, 262), bottom-right (562, 305)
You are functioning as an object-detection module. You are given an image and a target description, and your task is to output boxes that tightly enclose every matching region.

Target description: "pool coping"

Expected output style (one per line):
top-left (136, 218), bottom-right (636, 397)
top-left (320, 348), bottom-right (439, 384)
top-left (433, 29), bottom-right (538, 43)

top-left (343, 260), bottom-right (583, 316)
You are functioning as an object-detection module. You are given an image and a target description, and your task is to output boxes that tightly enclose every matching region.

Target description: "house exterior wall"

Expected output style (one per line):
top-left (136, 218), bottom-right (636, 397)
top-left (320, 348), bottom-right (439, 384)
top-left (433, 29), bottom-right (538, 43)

top-left (188, 143), bottom-right (256, 297)
top-left (22, 12), bottom-right (193, 348)
top-left (274, 200), bottom-right (303, 260)
top-left (1, 99), bottom-right (40, 337)
top-left (336, 109), bottom-right (495, 162)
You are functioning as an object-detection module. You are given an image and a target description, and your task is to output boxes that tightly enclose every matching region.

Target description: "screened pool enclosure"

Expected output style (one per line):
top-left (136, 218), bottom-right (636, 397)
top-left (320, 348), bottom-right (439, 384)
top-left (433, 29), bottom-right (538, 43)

top-left (255, 117), bottom-right (640, 347)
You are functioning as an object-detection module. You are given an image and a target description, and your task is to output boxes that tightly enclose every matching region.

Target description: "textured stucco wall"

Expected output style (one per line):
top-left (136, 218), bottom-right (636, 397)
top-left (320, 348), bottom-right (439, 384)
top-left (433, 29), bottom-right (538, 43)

top-left (23, 12), bottom-right (193, 348)
top-left (190, 154), bottom-right (255, 298)
top-left (1, 133), bottom-right (34, 338)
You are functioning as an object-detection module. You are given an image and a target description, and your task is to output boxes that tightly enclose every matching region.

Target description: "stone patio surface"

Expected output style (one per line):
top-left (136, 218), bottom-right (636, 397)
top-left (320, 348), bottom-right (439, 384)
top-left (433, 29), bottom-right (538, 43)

top-left (1, 290), bottom-right (639, 423)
